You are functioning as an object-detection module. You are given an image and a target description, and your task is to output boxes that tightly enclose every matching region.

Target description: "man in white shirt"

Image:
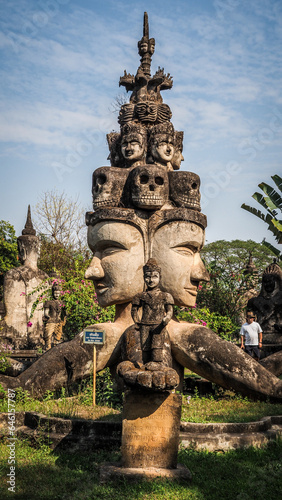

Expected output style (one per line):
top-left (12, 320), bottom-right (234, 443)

top-left (240, 311), bottom-right (263, 361)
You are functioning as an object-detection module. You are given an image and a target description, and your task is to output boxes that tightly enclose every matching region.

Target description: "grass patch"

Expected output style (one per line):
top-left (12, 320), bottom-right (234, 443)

top-left (181, 391), bottom-right (282, 423)
top-left (0, 438), bottom-right (281, 500)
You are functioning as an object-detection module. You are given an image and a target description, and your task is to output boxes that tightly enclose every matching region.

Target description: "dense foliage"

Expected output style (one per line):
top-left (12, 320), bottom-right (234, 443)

top-left (197, 239), bottom-right (281, 324)
top-left (29, 257), bottom-right (115, 340)
top-left (0, 220), bottom-right (19, 300)
top-left (176, 305), bottom-right (239, 342)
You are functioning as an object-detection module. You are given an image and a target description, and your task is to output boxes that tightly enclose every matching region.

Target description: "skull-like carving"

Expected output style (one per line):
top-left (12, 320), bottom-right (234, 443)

top-left (130, 165), bottom-right (169, 210)
top-left (169, 171), bottom-right (201, 211)
top-left (92, 167), bottom-right (128, 209)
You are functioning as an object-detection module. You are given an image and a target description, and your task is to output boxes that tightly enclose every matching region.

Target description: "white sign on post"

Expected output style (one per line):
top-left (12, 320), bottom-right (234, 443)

top-left (83, 329), bottom-right (105, 406)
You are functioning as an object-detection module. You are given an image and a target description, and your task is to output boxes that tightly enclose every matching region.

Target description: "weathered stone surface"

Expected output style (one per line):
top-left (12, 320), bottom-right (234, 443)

top-left (168, 320), bottom-right (282, 401)
top-left (1, 206), bottom-right (49, 349)
top-left (121, 391), bottom-right (182, 469)
top-left (117, 258), bottom-right (179, 391)
top-left (43, 282), bottom-right (66, 351)
top-left (260, 351), bottom-right (282, 377)
top-left (169, 171), bottom-right (201, 211)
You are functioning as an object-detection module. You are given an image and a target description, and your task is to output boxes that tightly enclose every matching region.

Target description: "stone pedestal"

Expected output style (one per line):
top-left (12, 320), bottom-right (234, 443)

top-left (100, 389), bottom-right (191, 482)
top-left (121, 390), bottom-right (182, 469)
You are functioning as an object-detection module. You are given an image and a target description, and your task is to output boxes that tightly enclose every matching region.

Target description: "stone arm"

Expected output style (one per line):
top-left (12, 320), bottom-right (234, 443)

top-left (162, 303), bottom-right (173, 326)
top-left (131, 303), bottom-right (141, 324)
top-left (43, 305), bottom-right (50, 322)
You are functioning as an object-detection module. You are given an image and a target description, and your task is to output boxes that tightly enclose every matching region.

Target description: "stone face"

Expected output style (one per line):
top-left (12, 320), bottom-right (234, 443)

top-left (92, 167), bottom-right (128, 209)
top-left (121, 391), bottom-right (182, 468)
top-left (130, 164), bottom-right (169, 210)
top-left (169, 171), bottom-right (201, 211)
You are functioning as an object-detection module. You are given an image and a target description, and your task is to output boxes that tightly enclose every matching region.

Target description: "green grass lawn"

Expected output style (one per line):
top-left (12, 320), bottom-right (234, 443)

top-left (1, 378), bottom-right (282, 499)
top-left (0, 438), bottom-right (281, 500)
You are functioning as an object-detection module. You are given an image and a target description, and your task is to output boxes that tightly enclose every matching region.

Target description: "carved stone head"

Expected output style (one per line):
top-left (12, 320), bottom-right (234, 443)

top-left (261, 261), bottom-right (282, 296)
top-left (169, 171), bottom-right (201, 211)
top-left (106, 132), bottom-right (122, 167)
top-left (92, 167), bottom-right (128, 209)
top-left (171, 131), bottom-right (184, 170)
top-left (130, 164), bottom-right (169, 210)
top-left (52, 282), bottom-right (62, 300)
top-left (149, 122), bottom-right (175, 169)
top-left (120, 122), bottom-right (147, 166)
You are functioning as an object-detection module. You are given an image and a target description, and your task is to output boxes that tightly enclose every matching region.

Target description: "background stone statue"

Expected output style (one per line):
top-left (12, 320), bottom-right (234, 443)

top-left (43, 282), bottom-right (66, 350)
top-left (1, 206), bottom-right (48, 349)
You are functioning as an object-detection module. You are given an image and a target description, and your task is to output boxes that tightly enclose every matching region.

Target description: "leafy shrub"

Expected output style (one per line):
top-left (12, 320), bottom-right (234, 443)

top-left (176, 306), bottom-right (238, 342)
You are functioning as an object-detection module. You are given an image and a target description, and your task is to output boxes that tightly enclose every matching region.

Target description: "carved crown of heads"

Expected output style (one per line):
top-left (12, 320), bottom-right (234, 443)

top-left (87, 13), bottom-right (206, 231)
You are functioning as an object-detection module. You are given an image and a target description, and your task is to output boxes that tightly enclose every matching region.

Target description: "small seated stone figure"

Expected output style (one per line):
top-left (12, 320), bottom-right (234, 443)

top-left (117, 258), bottom-right (179, 391)
top-left (148, 122), bottom-right (175, 171)
top-left (120, 122), bottom-right (147, 168)
top-left (43, 283), bottom-right (66, 350)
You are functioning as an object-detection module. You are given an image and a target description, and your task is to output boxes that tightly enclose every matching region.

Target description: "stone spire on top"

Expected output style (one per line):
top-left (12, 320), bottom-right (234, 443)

top-left (119, 12), bottom-right (173, 105)
top-left (22, 205), bottom-right (36, 236)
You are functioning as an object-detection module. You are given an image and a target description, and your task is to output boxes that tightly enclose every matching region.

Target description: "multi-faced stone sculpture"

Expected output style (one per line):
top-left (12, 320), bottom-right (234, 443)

top-left (2, 12), bottom-right (282, 418)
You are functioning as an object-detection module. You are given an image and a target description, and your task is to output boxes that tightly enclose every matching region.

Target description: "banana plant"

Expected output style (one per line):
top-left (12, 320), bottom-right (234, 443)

top-left (241, 174), bottom-right (282, 258)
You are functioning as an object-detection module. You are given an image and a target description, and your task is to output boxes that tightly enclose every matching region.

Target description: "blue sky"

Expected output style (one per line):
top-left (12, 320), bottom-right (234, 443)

top-left (0, 0), bottom-right (281, 248)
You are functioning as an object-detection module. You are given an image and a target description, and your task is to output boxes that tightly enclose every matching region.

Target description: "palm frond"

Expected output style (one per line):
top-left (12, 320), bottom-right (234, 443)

top-left (258, 182), bottom-right (282, 211)
top-left (271, 175), bottom-right (282, 193)
top-left (241, 204), bottom-right (267, 222)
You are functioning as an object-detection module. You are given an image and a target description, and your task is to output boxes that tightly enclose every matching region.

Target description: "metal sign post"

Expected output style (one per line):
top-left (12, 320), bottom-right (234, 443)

top-left (83, 329), bottom-right (105, 406)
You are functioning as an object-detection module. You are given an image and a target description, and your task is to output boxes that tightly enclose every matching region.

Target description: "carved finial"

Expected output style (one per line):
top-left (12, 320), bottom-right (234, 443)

top-left (22, 205), bottom-right (36, 236)
top-left (143, 12), bottom-right (149, 38)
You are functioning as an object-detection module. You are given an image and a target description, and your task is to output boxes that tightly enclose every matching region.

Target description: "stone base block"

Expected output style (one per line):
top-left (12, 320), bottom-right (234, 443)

top-left (121, 390), bottom-right (182, 468)
top-left (99, 462), bottom-right (192, 483)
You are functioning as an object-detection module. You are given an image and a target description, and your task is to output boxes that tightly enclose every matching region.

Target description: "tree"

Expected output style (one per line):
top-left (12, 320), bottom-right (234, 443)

top-left (198, 239), bottom-right (281, 323)
top-left (0, 221), bottom-right (19, 300)
top-left (34, 190), bottom-right (88, 253)
top-left (241, 174), bottom-right (282, 258)
top-left (33, 190), bottom-right (89, 275)
top-left (200, 239), bottom-right (278, 276)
